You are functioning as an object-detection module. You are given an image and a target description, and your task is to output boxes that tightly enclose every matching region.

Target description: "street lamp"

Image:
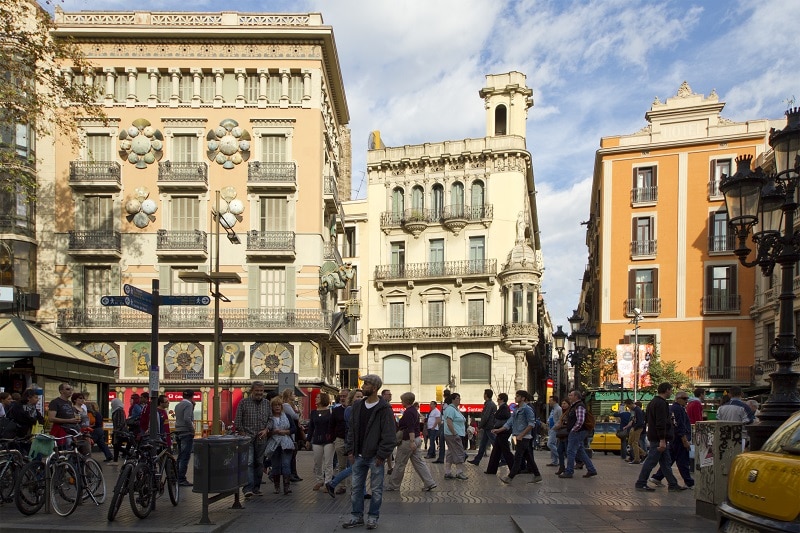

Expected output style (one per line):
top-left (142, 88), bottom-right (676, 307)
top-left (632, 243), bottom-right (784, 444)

top-left (179, 190), bottom-right (242, 435)
top-left (566, 309), bottom-right (599, 391)
top-left (553, 325), bottom-right (568, 398)
top-left (719, 107), bottom-right (800, 451)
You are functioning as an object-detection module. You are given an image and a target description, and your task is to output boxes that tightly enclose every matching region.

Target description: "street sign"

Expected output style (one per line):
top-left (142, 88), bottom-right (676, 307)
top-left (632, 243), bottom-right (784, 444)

top-left (123, 284), bottom-right (153, 302)
top-left (100, 296), bottom-right (127, 306)
top-left (125, 295), bottom-right (154, 315)
top-left (161, 295), bottom-right (211, 306)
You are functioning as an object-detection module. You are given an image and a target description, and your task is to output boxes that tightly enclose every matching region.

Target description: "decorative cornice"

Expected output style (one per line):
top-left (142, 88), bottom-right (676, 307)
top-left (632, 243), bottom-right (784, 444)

top-left (161, 117), bottom-right (208, 128)
top-left (77, 41), bottom-right (322, 60)
top-left (251, 118), bottom-right (297, 126)
top-left (77, 117), bottom-right (120, 127)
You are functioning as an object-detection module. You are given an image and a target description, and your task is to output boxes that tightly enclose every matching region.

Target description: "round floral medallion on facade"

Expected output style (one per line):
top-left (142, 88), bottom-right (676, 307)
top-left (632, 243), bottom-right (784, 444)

top-left (124, 186), bottom-right (158, 228)
top-left (206, 118), bottom-right (251, 169)
top-left (119, 118), bottom-right (164, 169)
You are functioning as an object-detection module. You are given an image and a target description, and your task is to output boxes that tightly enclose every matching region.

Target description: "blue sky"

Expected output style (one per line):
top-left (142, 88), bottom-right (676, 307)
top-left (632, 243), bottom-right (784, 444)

top-left (44, 0), bottom-right (800, 330)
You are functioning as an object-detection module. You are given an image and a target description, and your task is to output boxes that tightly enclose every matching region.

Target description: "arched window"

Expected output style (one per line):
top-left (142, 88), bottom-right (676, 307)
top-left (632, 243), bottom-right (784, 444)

top-left (431, 184), bottom-right (444, 219)
top-left (494, 105), bottom-right (507, 136)
top-left (450, 182), bottom-right (464, 217)
top-left (383, 354), bottom-right (411, 384)
top-left (461, 352), bottom-right (490, 383)
top-left (391, 187), bottom-right (404, 215)
top-left (421, 353), bottom-right (450, 384)
top-left (411, 186), bottom-right (424, 214)
top-left (471, 180), bottom-right (485, 217)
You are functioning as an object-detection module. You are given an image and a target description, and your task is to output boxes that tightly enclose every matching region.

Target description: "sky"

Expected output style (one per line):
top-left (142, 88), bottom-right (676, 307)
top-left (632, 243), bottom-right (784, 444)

top-left (43, 0), bottom-right (800, 330)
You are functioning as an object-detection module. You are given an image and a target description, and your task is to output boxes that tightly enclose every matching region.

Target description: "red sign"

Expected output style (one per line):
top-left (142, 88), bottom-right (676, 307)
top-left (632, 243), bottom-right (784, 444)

top-left (165, 391), bottom-right (202, 402)
top-left (402, 403), bottom-right (484, 415)
top-left (546, 379), bottom-right (554, 388)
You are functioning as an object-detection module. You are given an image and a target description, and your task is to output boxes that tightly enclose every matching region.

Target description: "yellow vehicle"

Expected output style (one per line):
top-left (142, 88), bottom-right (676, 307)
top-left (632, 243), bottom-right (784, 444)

top-left (590, 422), bottom-right (623, 454)
top-left (717, 409), bottom-right (800, 533)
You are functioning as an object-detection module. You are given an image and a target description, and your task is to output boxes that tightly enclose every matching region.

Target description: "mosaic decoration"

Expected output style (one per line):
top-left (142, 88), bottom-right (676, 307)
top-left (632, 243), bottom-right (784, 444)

top-left (164, 342), bottom-right (204, 379)
top-left (119, 118), bottom-right (164, 169)
top-left (215, 186), bottom-right (245, 230)
top-left (250, 342), bottom-right (293, 378)
top-left (79, 342), bottom-right (119, 367)
top-left (126, 341), bottom-right (151, 377)
top-left (220, 341), bottom-right (245, 378)
top-left (124, 186), bottom-right (158, 228)
top-left (206, 118), bottom-right (251, 169)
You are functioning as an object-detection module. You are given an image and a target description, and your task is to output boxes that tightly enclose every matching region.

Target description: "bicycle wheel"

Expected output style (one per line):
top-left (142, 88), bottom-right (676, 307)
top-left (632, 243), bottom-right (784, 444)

top-left (0, 457), bottom-right (20, 503)
top-left (164, 456), bottom-right (179, 506)
top-left (129, 462), bottom-right (154, 518)
top-left (107, 463), bottom-right (133, 522)
top-left (49, 460), bottom-right (79, 517)
top-left (14, 460), bottom-right (46, 515)
top-left (82, 458), bottom-right (106, 504)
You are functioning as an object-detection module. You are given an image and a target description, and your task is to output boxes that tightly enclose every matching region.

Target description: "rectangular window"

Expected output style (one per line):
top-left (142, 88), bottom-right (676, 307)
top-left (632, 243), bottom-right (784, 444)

top-left (628, 268), bottom-right (659, 313)
top-left (344, 227), bottom-right (356, 258)
top-left (339, 354), bottom-right (359, 389)
top-left (631, 217), bottom-right (654, 256)
top-left (172, 134), bottom-right (197, 162)
top-left (258, 196), bottom-right (287, 231)
top-left (245, 74), bottom-right (259, 103)
top-left (200, 75), bottom-right (215, 102)
top-left (763, 323), bottom-right (775, 361)
top-left (170, 196), bottom-right (199, 231)
top-left (171, 266), bottom-right (202, 296)
top-left (428, 300), bottom-right (444, 327)
top-left (705, 265), bottom-right (737, 312)
top-left (708, 333), bottom-right (731, 377)
top-left (632, 166), bottom-right (658, 203)
top-left (710, 158), bottom-right (732, 196)
top-left (267, 74), bottom-right (281, 102)
top-left (468, 299), bottom-right (484, 326)
top-left (157, 74), bottom-right (171, 102)
top-left (429, 238), bottom-right (444, 276)
top-left (84, 266), bottom-right (111, 308)
top-left (389, 302), bottom-right (404, 329)
top-left (469, 236), bottom-right (485, 273)
top-left (179, 74), bottom-right (193, 102)
top-left (84, 196), bottom-right (113, 231)
top-left (390, 242), bottom-right (405, 278)
top-left (259, 267), bottom-right (286, 308)
top-left (113, 74), bottom-right (127, 102)
top-left (709, 211), bottom-right (732, 252)
top-left (261, 135), bottom-right (286, 163)
top-left (288, 74), bottom-right (303, 103)
top-left (85, 134), bottom-right (111, 161)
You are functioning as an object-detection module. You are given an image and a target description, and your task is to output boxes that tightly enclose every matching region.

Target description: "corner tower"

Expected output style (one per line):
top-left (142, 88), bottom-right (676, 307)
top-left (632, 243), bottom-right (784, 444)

top-left (479, 71), bottom-right (533, 138)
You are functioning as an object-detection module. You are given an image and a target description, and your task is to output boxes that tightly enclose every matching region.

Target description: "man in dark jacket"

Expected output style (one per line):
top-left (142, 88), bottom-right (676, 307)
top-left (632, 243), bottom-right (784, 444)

top-left (343, 374), bottom-right (396, 530)
top-left (649, 391), bottom-right (694, 488)
top-left (468, 389), bottom-right (497, 465)
top-left (635, 382), bottom-right (687, 492)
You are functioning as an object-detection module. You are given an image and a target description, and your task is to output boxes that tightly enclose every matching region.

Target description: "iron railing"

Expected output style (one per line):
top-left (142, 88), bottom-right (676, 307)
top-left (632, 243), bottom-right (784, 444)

top-left (708, 233), bottom-right (736, 252)
top-left (369, 325), bottom-right (501, 342)
top-left (247, 161), bottom-right (297, 183)
top-left (686, 366), bottom-right (753, 385)
top-left (374, 259), bottom-right (496, 281)
top-left (630, 240), bottom-right (657, 256)
top-left (68, 230), bottom-right (121, 252)
top-left (703, 293), bottom-right (741, 313)
top-left (0, 215), bottom-right (35, 238)
top-left (156, 230), bottom-right (207, 252)
top-left (631, 186), bottom-right (658, 204)
top-left (246, 230), bottom-right (295, 252)
top-left (323, 241), bottom-right (343, 265)
top-left (157, 161), bottom-right (208, 183)
top-left (379, 204), bottom-right (493, 228)
top-left (625, 297), bottom-right (661, 315)
top-left (502, 323), bottom-right (539, 336)
top-left (69, 161), bottom-right (121, 184)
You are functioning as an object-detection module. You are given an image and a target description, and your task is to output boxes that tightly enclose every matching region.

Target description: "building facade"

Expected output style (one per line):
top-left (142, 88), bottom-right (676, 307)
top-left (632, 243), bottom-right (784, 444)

top-left (360, 72), bottom-right (548, 410)
top-left (578, 82), bottom-right (782, 395)
top-left (39, 10), bottom-right (353, 423)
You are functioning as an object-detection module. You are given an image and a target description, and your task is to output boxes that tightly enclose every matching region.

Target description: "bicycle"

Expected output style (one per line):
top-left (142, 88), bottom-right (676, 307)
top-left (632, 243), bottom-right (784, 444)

top-left (129, 434), bottom-right (179, 518)
top-left (0, 436), bottom-right (31, 503)
top-left (107, 430), bottom-right (140, 521)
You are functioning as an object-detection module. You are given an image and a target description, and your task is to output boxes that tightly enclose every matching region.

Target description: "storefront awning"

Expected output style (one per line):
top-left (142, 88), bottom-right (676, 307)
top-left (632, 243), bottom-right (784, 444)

top-left (0, 316), bottom-right (116, 383)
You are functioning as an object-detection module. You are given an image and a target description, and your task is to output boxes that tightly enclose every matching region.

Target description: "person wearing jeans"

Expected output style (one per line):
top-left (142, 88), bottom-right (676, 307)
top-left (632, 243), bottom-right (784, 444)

top-left (635, 382), bottom-right (687, 492)
top-left (493, 390), bottom-right (542, 484)
top-left (546, 395), bottom-right (563, 466)
top-left (233, 381), bottom-right (270, 497)
top-left (560, 390), bottom-right (598, 479)
top-left (174, 389), bottom-right (195, 486)
top-left (425, 401), bottom-right (440, 458)
top-left (468, 389), bottom-right (496, 465)
top-left (627, 399), bottom-right (646, 464)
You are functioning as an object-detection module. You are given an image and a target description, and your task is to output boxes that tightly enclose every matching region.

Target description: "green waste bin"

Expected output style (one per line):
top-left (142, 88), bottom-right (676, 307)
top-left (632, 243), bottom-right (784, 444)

top-left (193, 435), bottom-right (252, 493)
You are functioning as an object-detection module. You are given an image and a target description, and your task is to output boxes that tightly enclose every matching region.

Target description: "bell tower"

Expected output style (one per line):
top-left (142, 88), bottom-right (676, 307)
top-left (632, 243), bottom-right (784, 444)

top-left (479, 71), bottom-right (533, 138)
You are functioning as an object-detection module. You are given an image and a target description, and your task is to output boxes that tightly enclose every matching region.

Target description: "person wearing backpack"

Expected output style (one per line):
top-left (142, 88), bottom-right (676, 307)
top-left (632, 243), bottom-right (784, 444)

top-left (86, 400), bottom-right (113, 462)
top-left (559, 389), bottom-right (598, 479)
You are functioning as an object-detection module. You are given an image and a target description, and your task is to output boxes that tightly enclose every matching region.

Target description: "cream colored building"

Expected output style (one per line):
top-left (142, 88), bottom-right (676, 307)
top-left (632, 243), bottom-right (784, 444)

top-left (38, 10), bottom-right (353, 421)
top-left (360, 72), bottom-right (548, 407)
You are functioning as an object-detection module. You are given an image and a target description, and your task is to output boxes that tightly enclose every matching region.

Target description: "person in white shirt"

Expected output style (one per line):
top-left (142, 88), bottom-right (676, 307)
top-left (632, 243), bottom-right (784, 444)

top-left (425, 401), bottom-right (441, 458)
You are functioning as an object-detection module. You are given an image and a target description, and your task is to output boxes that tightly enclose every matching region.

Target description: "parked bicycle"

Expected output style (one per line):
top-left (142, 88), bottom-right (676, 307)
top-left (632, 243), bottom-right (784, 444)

top-left (0, 436), bottom-right (32, 503)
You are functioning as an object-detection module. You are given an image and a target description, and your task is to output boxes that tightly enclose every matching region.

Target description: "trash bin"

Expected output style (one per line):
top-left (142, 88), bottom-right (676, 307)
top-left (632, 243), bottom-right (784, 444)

top-left (193, 435), bottom-right (252, 493)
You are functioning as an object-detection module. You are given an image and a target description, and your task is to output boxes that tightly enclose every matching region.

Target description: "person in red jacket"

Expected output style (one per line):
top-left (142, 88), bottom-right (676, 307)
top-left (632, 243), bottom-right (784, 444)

top-left (686, 387), bottom-right (705, 426)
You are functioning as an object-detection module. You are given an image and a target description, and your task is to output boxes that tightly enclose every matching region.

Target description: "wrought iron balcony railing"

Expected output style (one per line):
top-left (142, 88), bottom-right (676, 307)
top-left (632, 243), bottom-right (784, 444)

top-left (157, 161), bottom-right (208, 184)
top-left (369, 325), bottom-right (501, 342)
top-left (374, 259), bottom-right (496, 281)
top-left (68, 230), bottom-right (121, 252)
top-left (702, 293), bottom-right (741, 313)
top-left (631, 186), bottom-right (658, 204)
top-left (323, 241), bottom-right (343, 265)
top-left (379, 204), bottom-right (494, 229)
top-left (246, 230), bottom-right (295, 252)
top-left (156, 230), bottom-right (207, 252)
top-left (630, 240), bottom-right (657, 257)
top-left (708, 233), bottom-right (736, 253)
top-left (247, 161), bottom-right (297, 184)
top-left (686, 366), bottom-right (753, 385)
top-left (625, 297), bottom-right (661, 315)
top-left (0, 215), bottom-right (35, 238)
top-left (69, 161), bottom-right (121, 185)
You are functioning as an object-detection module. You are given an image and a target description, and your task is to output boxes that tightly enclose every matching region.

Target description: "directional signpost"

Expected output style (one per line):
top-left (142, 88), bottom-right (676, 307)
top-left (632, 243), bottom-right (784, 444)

top-left (161, 295), bottom-right (211, 306)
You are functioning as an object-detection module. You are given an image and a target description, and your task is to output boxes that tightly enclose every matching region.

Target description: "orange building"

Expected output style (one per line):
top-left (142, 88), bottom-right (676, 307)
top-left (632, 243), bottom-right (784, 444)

top-left (578, 82), bottom-right (783, 395)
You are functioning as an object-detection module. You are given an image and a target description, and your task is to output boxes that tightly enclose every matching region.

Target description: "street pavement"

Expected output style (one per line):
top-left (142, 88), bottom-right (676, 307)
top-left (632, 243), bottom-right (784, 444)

top-left (0, 447), bottom-right (716, 532)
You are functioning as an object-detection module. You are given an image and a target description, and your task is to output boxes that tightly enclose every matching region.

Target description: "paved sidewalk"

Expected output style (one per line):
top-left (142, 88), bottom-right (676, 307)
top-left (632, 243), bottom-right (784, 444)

top-left (0, 449), bottom-right (716, 532)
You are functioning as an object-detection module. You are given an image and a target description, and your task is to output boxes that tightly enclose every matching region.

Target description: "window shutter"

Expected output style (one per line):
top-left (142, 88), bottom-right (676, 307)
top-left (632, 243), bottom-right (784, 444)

top-left (710, 159), bottom-right (716, 181)
top-left (285, 266), bottom-right (296, 308)
top-left (731, 265), bottom-right (737, 294)
top-left (652, 166), bottom-right (657, 187)
top-left (632, 218), bottom-right (637, 241)
top-left (628, 270), bottom-right (635, 299)
top-left (652, 268), bottom-right (659, 297)
top-left (705, 266), bottom-right (712, 297)
top-left (632, 167), bottom-right (637, 188)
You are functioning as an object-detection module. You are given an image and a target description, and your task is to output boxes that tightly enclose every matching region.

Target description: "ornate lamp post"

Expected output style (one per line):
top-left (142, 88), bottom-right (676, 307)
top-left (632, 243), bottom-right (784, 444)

top-left (566, 310), bottom-right (599, 391)
top-left (719, 107), bottom-right (800, 450)
top-left (553, 325), bottom-right (568, 398)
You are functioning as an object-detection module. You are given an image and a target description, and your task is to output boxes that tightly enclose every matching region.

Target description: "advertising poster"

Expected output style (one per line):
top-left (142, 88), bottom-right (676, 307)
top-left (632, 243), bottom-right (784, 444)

top-left (616, 343), bottom-right (653, 388)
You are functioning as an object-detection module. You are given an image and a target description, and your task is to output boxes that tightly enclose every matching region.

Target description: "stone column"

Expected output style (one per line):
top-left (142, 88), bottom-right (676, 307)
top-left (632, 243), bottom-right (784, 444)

top-left (257, 68), bottom-right (268, 108)
top-left (169, 68), bottom-right (180, 107)
top-left (147, 68), bottom-right (159, 105)
top-left (126, 68), bottom-right (138, 104)
top-left (279, 69), bottom-right (290, 108)
top-left (514, 350), bottom-right (526, 391)
top-left (191, 68), bottom-right (202, 107)
top-left (213, 68), bottom-right (224, 107)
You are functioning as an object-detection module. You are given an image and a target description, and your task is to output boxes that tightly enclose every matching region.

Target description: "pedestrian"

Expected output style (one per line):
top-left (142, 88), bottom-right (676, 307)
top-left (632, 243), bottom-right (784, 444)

top-left (559, 389), bottom-right (598, 479)
top-left (234, 381), bottom-right (270, 498)
top-left (385, 392), bottom-right (437, 491)
top-left (342, 374), bottom-right (395, 530)
top-left (615, 399), bottom-right (634, 461)
top-left (325, 388), bottom-right (363, 497)
top-left (331, 388), bottom-right (350, 494)
top-left (468, 389), bottom-right (497, 465)
top-left (686, 387), bottom-right (706, 426)
top-left (650, 391), bottom-right (694, 488)
top-left (48, 383), bottom-right (81, 447)
top-left (0, 391), bottom-right (12, 417)
top-left (281, 388), bottom-right (303, 482)
top-left (380, 389), bottom-right (395, 475)
top-left (484, 392), bottom-right (513, 475)
top-left (442, 392), bottom-right (468, 480)
top-left (494, 390), bottom-right (542, 484)
top-left (627, 398), bottom-right (646, 464)
top-left (174, 389), bottom-right (195, 487)
top-left (553, 399), bottom-right (571, 475)
top-left (716, 386), bottom-right (755, 424)
top-left (6, 389), bottom-right (44, 453)
top-left (110, 398), bottom-right (129, 463)
top-left (546, 395), bottom-right (563, 466)
top-left (433, 389), bottom-right (451, 463)
top-left (85, 396), bottom-right (113, 462)
top-left (634, 382), bottom-right (687, 492)
top-left (309, 392), bottom-right (335, 491)
top-left (265, 396), bottom-right (295, 495)
top-left (425, 400), bottom-right (441, 458)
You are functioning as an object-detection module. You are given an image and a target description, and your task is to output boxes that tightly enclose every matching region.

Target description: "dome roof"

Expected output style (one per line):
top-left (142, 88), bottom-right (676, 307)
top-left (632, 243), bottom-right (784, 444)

top-left (502, 241), bottom-right (538, 272)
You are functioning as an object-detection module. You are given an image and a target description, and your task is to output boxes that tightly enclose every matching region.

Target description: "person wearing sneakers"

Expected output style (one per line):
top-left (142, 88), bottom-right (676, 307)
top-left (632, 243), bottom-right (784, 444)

top-left (634, 382), bottom-right (686, 492)
top-left (559, 389), bottom-right (598, 479)
top-left (384, 392), bottom-right (437, 492)
top-left (493, 390), bottom-right (543, 485)
top-left (442, 392), bottom-right (469, 480)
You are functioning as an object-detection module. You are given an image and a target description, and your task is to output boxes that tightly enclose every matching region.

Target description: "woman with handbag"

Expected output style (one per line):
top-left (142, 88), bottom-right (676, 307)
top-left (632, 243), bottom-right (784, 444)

top-left (484, 392), bottom-right (513, 475)
top-left (265, 396), bottom-right (295, 495)
top-left (554, 400), bottom-right (571, 475)
top-left (308, 392), bottom-right (334, 490)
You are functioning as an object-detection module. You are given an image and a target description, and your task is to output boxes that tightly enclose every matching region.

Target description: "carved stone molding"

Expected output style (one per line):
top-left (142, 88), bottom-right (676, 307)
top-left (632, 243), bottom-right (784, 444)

top-left (81, 41), bottom-right (322, 60)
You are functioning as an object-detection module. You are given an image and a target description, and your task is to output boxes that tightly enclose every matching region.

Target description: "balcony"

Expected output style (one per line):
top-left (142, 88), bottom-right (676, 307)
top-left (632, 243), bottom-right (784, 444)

top-left (247, 161), bottom-right (297, 190)
top-left (246, 230), bottom-right (295, 259)
top-left (708, 233), bottom-right (735, 253)
top-left (69, 161), bottom-right (121, 190)
top-left (68, 230), bottom-right (121, 258)
top-left (703, 293), bottom-right (741, 314)
top-left (322, 241), bottom-right (343, 266)
top-left (369, 325), bottom-right (501, 345)
top-left (0, 215), bottom-right (35, 239)
top-left (374, 259), bottom-right (497, 286)
top-left (380, 205), bottom-right (493, 235)
top-left (349, 328), bottom-right (364, 346)
top-left (323, 176), bottom-right (345, 230)
top-left (157, 161), bottom-right (208, 190)
top-left (155, 229), bottom-right (207, 258)
top-left (686, 366), bottom-right (753, 387)
top-left (630, 240), bottom-right (657, 258)
top-left (631, 186), bottom-right (658, 205)
top-left (625, 298), bottom-right (661, 316)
